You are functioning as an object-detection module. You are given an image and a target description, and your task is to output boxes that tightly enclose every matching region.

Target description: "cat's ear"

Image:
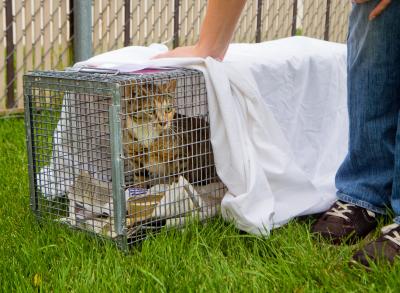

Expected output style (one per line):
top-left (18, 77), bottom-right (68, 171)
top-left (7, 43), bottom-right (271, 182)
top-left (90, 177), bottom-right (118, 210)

top-left (160, 79), bottom-right (177, 93)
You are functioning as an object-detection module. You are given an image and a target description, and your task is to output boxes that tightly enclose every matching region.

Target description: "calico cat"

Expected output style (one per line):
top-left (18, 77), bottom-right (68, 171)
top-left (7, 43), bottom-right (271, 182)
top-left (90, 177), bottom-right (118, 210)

top-left (123, 80), bottom-right (219, 188)
top-left (123, 80), bottom-right (185, 187)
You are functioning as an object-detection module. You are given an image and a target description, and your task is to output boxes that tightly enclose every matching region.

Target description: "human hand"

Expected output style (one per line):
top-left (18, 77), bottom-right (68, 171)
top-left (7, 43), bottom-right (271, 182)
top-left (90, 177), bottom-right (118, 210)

top-left (153, 0), bottom-right (246, 61)
top-left (352, 0), bottom-right (392, 20)
top-left (152, 44), bottom-right (224, 61)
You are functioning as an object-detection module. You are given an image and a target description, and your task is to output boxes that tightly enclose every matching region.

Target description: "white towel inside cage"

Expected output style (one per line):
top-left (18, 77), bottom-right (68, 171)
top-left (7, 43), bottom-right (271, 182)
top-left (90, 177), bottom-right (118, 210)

top-left (37, 92), bottom-right (112, 197)
top-left (38, 37), bottom-right (348, 235)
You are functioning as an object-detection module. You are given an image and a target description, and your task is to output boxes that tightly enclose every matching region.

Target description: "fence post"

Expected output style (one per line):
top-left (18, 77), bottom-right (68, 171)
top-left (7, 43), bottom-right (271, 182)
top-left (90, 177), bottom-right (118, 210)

top-left (73, 0), bottom-right (92, 62)
top-left (324, 0), bottom-right (331, 41)
top-left (255, 0), bottom-right (263, 43)
top-left (291, 0), bottom-right (298, 36)
top-left (70, 0), bottom-right (74, 43)
top-left (124, 0), bottom-right (131, 47)
top-left (173, 0), bottom-right (180, 48)
top-left (5, 0), bottom-right (15, 109)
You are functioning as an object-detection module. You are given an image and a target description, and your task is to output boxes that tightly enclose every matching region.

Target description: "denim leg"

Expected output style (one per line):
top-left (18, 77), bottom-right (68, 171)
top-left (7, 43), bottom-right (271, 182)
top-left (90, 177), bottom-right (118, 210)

top-left (335, 1), bottom-right (400, 215)
top-left (392, 66), bottom-right (400, 223)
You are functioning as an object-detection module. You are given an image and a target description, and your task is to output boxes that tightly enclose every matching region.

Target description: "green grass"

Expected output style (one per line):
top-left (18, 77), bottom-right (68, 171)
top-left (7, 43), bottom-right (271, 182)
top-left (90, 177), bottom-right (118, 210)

top-left (1, 117), bottom-right (400, 292)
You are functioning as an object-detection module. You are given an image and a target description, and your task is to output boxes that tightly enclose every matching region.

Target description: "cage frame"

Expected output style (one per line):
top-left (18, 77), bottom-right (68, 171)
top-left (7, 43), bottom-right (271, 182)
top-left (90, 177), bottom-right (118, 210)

top-left (23, 68), bottom-right (218, 249)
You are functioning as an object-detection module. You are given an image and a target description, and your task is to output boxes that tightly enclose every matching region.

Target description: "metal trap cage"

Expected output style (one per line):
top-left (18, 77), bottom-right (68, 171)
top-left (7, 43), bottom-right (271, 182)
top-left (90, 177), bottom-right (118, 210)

top-left (24, 68), bottom-right (225, 248)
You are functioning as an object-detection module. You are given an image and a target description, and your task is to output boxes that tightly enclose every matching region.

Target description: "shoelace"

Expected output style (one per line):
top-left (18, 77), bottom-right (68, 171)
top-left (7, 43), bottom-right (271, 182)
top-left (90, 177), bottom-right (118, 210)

top-left (382, 223), bottom-right (400, 247)
top-left (326, 201), bottom-right (375, 221)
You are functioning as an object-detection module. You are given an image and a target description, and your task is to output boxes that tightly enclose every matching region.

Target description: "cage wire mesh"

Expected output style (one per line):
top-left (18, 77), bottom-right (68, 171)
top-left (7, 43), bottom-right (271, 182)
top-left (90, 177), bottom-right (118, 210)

top-left (24, 69), bottom-right (225, 246)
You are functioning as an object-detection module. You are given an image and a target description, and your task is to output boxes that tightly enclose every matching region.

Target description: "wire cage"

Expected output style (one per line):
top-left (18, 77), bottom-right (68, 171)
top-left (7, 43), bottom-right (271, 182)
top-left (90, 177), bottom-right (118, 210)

top-left (24, 68), bottom-right (226, 248)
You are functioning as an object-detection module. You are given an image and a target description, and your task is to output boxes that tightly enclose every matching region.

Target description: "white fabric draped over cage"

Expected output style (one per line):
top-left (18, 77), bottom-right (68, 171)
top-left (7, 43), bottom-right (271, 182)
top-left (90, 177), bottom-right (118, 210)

top-left (41, 36), bottom-right (348, 235)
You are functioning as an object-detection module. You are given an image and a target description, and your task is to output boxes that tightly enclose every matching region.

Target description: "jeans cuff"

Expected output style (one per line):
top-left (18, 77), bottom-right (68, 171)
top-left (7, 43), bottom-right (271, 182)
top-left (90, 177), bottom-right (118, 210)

top-left (336, 192), bottom-right (387, 215)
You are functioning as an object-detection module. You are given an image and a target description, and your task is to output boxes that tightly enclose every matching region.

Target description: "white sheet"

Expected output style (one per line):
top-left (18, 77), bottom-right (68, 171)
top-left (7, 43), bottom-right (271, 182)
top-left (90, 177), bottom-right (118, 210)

top-left (43, 37), bottom-right (348, 235)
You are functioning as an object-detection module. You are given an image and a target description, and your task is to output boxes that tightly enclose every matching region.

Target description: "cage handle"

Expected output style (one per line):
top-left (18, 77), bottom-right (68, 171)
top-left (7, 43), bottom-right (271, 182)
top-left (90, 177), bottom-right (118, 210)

top-left (75, 66), bottom-right (121, 75)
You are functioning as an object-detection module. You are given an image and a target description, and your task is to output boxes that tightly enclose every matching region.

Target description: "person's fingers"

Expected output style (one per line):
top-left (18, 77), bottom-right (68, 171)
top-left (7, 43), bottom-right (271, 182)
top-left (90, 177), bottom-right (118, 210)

top-left (352, 0), bottom-right (392, 20)
top-left (152, 49), bottom-right (183, 59)
top-left (369, 0), bottom-right (391, 20)
top-left (152, 51), bottom-right (170, 59)
top-left (152, 46), bottom-right (198, 59)
top-left (152, 49), bottom-right (182, 59)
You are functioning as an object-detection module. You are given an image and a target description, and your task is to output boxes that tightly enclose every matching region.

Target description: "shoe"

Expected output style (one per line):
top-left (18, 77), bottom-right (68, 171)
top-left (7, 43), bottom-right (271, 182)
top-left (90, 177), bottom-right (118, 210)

top-left (352, 223), bottom-right (400, 266)
top-left (312, 200), bottom-right (378, 244)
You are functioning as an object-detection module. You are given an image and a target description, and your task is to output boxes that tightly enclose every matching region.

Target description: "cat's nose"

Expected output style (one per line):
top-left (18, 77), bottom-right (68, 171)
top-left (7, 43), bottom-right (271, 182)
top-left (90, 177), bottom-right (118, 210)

top-left (159, 121), bottom-right (168, 128)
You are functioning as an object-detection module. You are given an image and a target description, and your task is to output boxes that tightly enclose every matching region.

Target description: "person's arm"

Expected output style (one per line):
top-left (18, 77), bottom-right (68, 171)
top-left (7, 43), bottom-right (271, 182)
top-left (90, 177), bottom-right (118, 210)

top-left (154, 0), bottom-right (246, 61)
top-left (353, 0), bottom-right (392, 20)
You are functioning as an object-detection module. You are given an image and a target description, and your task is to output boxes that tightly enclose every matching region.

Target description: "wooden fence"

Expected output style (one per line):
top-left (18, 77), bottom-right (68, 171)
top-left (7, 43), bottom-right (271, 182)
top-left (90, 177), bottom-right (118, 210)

top-left (0, 0), bottom-right (351, 114)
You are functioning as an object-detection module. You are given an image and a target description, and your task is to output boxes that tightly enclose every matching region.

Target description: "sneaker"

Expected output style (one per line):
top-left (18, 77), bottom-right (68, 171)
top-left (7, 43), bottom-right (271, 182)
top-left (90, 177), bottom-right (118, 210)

top-left (312, 200), bottom-right (378, 244)
top-left (352, 223), bottom-right (400, 266)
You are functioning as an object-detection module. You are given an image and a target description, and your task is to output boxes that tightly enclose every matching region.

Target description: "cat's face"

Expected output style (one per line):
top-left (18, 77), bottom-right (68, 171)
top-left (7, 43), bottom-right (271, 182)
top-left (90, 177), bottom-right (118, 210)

top-left (125, 80), bottom-right (177, 136)
top-left (152, 95), bottom-right (175, 131)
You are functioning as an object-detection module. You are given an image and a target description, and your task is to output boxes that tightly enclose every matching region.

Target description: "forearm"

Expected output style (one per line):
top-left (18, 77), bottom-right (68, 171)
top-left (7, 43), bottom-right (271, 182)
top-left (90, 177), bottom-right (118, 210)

top-left (196, 0), bottom-right (247, 59)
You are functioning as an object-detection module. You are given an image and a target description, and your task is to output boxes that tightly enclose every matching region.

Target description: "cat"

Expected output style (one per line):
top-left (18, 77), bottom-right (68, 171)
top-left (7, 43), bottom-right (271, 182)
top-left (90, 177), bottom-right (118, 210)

top-left (123, 80), bottom-right (219, 188)
top-left (123, 80), bottom-right (186, 187)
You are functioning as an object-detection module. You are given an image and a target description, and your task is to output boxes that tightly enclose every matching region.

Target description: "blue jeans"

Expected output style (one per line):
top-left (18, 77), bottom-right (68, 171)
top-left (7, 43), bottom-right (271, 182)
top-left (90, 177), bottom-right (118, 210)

top-left (335, 1), bottom-right (400, 223)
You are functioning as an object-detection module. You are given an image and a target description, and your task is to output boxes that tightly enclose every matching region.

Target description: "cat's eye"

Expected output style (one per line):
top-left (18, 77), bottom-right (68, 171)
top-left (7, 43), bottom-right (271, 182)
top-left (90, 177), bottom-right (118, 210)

top-left (165, 106), bottom-right (173, 113)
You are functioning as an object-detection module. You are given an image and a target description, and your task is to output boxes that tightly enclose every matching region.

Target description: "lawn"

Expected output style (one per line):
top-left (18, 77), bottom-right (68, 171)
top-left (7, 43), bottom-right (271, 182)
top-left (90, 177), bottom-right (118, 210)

top-left (1, 117), bottom-right (399, 292)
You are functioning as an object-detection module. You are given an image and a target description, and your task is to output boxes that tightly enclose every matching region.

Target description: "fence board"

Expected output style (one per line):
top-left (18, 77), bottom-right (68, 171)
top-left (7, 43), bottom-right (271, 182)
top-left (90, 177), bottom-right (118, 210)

top-left (261, 0), bottom-right (278, 41)
top-left (58, 0), bottom-right (70, 69)
top-left (0, 1), bottom-right (6, 109)
top-left (266, 0), bottom-right (292, 40)
top-left (103, 0), bottom-right (109, 50)
top-left (130, 0), bottom-right (174, 46)
top-left (42, 0), bottom-right (51, 69)
top-left (138, 0), bottom-right (152, 45)
top-left (33, 0), bottom-right (42, 70)
top-left (132, 0), bottom-right (146, 45)
top-left (93, 0), bottom-right (101, 53)
top-left (93, 0), bottom-right (109, 54)
top-left (164, 0), bottom-right (173, 46)
top-left (153, 0), bottom-right (161, 43)
top-left (48, 0), bottom-right (67, 70)
top-left (51, 1), bottom-right (59, 69)
top-left (179, 0), bottom-right (207, 46)
top-left (153, 0), bottom-right (173, 47)
top-left (275, 0), bottom-right (293, 39)
top-left (54, 0), bottom-right (61, 68)
top-left (106, 0), bottom-right (124, 51)
top-left (14, 0), bottom-right (24, 108)
top-left (130, 0), bottom-right (138, 44)
top-left (143, 0), bottom-right (155, 45)
top-left (24, 0), bottom-right (33, 72)
top-left (109, 0), bottom-right (117, 50)
top-left (148, 0), bottom-right (157, 44)
top-left (303, 0), bottom-right (327, 39)
top-left (329, 1), bottom-right (351, 43)
top-left (233, 0), bottom-right (257, 43)
top-left (112, 0), bottom-right (125, 50)
top-left (107, 0), bottom-right (122, 51)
